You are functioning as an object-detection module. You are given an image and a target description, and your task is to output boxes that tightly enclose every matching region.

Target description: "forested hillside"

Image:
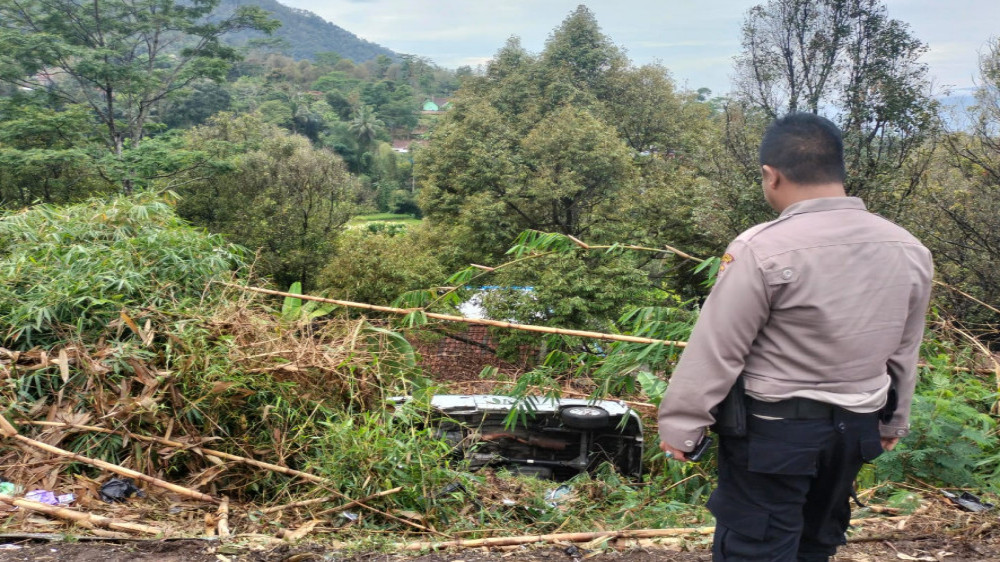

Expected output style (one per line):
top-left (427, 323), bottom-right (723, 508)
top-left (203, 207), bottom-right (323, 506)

top-left (216, 0), bottom-right (398, 62)
top-left (0, 0), bottom-right (997, 551)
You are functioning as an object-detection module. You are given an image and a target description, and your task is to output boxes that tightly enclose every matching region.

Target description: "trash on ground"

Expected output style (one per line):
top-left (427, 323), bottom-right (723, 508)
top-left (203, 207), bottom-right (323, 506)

top-left (99, 478), bottom-right (146, 503)
top-left (941, 490), bottom-right (995, 512)
top-left (545, 484), bottom-right (572, 507)
top-left (24, 490), bottom-right (58, 505)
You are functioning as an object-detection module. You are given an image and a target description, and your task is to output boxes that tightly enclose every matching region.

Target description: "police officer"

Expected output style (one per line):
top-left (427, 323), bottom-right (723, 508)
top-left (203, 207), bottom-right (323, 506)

top-left (657, 113), bottom-right (933, 561)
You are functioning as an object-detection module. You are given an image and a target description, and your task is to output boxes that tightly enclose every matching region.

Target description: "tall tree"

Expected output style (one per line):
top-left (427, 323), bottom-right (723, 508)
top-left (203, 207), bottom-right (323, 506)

top-left (0, 96), bottom-right (107, 208)
top-left (915, 39), bottom-right (1000, 322)
top-left (0, 0), bottom-right (277, 190)
top-left (178, 114), bottom-right (358, 289)
top-left (718, 0), bottom-right (937, 224)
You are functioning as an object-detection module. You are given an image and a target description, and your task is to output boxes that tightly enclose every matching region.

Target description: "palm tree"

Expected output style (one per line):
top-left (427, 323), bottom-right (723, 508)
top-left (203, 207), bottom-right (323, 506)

top-left (349, 105), bottom-right (384, 150)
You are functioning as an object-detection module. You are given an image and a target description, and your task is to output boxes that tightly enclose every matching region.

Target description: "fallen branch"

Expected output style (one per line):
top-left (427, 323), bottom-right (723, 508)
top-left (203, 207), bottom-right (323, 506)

top-left (1, 416), bottom-right (216, 504)
top-left (220, 283), bottom-right (687, 348)
top-left (0, 494), bottom-right (163, 536)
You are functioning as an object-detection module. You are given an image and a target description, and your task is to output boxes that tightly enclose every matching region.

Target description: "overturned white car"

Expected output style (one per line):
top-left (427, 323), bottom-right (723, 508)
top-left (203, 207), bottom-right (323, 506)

top-left (404, 394), bottom-right (645, 481)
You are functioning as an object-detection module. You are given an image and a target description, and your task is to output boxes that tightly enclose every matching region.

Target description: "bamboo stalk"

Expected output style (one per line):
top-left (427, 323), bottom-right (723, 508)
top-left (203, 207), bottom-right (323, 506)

top-left (277, 519), bottom-right (322, 541)
top-left (398, 527), bottom-right (715, 551)
top-left (23, 420), bottom-right (326, 484)
top-left (398, 516), bottom-right (908, 552)
top-left (0, 418), bottom-right (216, 504)
top-left (217, 496), bottom-right (231, 538)
top-left (260, 487), bottom-right (402, 515)
top-left (315, 486), bottom-right (403, 517)
top-left (0, 494), bottom-right (163, 536)
top-left (259, 496), bottom-right (332, 514)
top-left (933, 280), bottom-right (1000, 315)
top-left (18, 421), bottom-right (418, 534)
top-left (0, 414), bottom-right (17, 437)
top-left (220, 283), bottom-right (687, 347)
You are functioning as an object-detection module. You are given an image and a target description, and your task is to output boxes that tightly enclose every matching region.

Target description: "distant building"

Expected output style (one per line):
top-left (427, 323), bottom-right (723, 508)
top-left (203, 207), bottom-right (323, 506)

top-left (421, 97), bottom-right (452, 113)
top-left (391, 138), bottom-right (428, 153)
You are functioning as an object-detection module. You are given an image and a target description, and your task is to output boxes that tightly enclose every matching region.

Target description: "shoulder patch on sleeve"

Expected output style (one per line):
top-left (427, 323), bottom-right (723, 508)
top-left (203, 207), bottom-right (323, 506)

top-left (719, 252), bottom-right (734, 273)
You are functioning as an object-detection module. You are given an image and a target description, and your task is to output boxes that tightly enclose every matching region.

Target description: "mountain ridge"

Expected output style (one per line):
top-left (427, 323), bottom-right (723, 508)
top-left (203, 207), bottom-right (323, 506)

top-left (218, 0), bottom-right (399, 62)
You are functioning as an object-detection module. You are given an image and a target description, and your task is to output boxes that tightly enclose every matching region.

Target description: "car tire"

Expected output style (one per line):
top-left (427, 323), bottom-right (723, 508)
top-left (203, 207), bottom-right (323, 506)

top-left (561, 406), bottom-right (610, 429)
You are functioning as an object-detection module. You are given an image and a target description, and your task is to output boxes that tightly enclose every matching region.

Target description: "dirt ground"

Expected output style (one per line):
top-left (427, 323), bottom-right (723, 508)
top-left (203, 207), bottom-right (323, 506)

top-left (1, 517), bottom-right (998, 562)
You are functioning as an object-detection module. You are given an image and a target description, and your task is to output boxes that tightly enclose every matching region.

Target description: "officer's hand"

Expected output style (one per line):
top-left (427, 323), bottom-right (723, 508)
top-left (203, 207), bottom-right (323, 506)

top-left (881, 437), bottom-right (899, 451)
top-left (659, 440), bottom-right (689, 462)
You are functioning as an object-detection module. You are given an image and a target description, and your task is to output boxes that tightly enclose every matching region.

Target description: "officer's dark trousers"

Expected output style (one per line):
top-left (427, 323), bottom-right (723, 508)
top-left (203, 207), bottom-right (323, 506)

top-left (707, 404), bottom-right (884, 562)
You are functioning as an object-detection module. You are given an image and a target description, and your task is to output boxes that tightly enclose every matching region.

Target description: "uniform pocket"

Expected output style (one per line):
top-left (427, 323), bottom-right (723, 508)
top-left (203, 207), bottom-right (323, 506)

top-left (707, 491), bottom-right (771, 541)
top-left (748, 436), bottom-right (820, 476)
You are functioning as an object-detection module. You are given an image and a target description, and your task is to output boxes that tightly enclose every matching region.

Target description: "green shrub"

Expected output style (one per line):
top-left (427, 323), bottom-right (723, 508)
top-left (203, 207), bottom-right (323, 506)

top-left (0, 193), bottom-right (243, 347)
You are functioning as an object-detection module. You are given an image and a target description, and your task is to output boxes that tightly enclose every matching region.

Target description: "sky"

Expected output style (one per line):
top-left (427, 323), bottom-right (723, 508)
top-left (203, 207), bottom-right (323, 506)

top-left (278, 0), bottom-right (998, 97)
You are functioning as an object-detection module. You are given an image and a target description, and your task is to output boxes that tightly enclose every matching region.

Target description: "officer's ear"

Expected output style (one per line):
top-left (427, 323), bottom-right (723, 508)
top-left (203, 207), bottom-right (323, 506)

top-left (762, 165), bottom-right (781, 191)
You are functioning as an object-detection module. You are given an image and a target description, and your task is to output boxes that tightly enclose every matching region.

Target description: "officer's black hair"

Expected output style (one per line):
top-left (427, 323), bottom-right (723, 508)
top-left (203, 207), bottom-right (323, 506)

top-left (759, 112), bottom-right (846, 185)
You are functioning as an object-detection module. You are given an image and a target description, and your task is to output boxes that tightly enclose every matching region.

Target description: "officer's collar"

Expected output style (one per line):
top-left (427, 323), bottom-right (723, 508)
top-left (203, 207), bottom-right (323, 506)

top-left (779, 196), bottom-right (867, 218)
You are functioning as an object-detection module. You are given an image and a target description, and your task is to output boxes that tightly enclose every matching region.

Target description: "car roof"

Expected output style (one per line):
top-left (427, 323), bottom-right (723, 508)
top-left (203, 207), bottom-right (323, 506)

top-left (428, 394), bottom-right (636, 418)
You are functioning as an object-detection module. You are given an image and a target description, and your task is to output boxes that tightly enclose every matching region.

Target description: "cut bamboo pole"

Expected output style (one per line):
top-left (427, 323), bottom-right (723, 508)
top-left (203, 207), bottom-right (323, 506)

top-left (277, 519), bottom-right (322, 541)
top-left (397, 516), bottom-right (909, 552)
top-left (217, 496), bottom-right (231, 538)
top-left (23, 421), bottom-right (326, 484)
top-left (0, 416), bottom-right (216, 504)
top-left (398, 527), bottom-right (715, 551)
top-left (0, 494), bottom-right (163, 536)
top-left (220, 283), bottom-right (687, 348)
top-left (0, 414), bottom-right (17, 438)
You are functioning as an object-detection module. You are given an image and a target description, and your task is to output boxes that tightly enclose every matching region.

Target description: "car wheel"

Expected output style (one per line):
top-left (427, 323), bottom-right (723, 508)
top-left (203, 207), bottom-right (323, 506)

top-left (561, 406), bottom-right (610, 429)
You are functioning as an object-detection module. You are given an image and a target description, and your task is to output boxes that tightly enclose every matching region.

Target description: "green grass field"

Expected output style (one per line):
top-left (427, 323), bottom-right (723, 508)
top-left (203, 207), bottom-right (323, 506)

top-left (348, 213), bottom-right (422, 227)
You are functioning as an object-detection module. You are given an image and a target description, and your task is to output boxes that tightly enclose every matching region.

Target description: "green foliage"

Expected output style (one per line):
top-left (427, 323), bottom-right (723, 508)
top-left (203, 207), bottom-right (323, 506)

top-left (177, 113), bottom-right (358, 290)
top-left (874, 351), bottom-right (999, 488)
top-left (317, 226), bottom-right (447, 306)
top-left (0, 193), bottom-right (243, 347)
top-left (0, 97), bottom-right (109, 208)
top-left (0, 0), bottom-right (278, 194)
top-left (280, 282), bottom-right (334, 322)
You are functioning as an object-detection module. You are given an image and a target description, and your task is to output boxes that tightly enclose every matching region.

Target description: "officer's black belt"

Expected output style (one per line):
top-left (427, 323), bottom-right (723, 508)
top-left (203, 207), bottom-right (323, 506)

top-left (747, 396), bottom-right (836, 419)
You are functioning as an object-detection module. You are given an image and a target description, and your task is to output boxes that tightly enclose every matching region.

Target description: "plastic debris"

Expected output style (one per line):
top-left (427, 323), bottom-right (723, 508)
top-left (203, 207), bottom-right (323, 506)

top-left (341, 511), bottom-right (359, 522)
top-left (545, 484), bottom-right (572, 507)
top-left (57, 493), bottom-right (76, 506)
top-left (99, 477), bottom-right (146, 503)
top-left (942, 490), bottom-right (994, 513)
top-left (0, 545), bottom-right (23, 550)
top-left (25, 489), bottom-right (58, 505)
top-left (0, 481), bottom-right (15, 496)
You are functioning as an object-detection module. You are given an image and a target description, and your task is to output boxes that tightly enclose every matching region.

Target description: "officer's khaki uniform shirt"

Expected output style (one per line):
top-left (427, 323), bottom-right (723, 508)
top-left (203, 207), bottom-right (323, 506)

top-left (658, 197), bottom-right (933, 452)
